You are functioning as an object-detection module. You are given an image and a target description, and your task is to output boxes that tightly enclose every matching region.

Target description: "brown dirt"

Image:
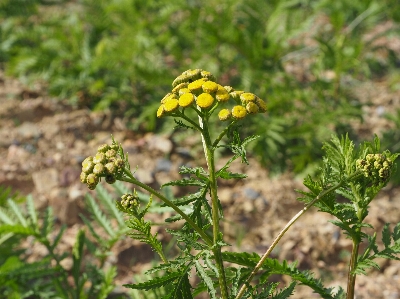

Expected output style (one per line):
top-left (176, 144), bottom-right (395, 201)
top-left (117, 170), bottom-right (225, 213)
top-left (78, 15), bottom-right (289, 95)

top-left (1, 69), bottom-right (400, 298)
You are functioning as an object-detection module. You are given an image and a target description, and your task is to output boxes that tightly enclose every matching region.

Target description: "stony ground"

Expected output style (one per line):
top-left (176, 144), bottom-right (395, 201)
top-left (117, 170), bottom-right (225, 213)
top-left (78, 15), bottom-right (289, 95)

top-left (1, 69), bottom-right (400, 298)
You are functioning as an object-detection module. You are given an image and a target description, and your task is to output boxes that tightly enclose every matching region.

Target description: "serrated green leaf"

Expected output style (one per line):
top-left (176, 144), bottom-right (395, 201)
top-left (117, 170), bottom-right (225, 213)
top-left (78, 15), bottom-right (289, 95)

top-left (7, 199), bottom-right (27, 227)
top-left (124, 272), bottom-right (182, 290)
top-left (0, 224), bottom-right (35, 235)
top-left (162, 178), bottom-right (206, 187)
top-left (195, 261), bottom-right (217, 299)
top-left (26, 195), bottom-right (37, 226)
top-left (86, 194), bottom-right (116, 238)
top-left (0, 207), bottom-right (14, 225)
top-left (216, 169), bottom-right (247, 180)
top-left (96, 184), bottom-right (125, 227)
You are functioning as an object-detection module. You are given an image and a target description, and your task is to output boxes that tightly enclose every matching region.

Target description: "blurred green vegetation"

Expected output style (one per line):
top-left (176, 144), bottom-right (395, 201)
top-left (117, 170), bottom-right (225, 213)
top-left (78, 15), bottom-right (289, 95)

top-left (1, 0), bottom-right (399, 174)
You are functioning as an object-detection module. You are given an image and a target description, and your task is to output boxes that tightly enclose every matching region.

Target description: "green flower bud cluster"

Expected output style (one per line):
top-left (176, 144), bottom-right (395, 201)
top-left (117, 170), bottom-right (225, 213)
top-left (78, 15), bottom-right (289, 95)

top-left (156, 69), bottom-right (267, 121)
top-left (80, 143), bottom-right (125, 190)
top-left (120, 193), bottom-right (140, 210)
top-left (356, 153), bottom-right (394, 185)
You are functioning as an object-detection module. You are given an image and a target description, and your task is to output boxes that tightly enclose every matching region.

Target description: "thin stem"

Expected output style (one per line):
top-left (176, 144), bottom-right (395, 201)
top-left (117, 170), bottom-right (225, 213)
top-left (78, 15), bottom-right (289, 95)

top-left (200, 116), bottom-right (229, 299)
top-left (176, 111), bottom-right (203, 131)
top-left (346, 238), bottom-right (359, 299)
top-left (212, 120), bottom-right (237, 148)
top-left (235, 172), bottom-right (362, 299)
top-left (121, 170), bottom-right (213, 246)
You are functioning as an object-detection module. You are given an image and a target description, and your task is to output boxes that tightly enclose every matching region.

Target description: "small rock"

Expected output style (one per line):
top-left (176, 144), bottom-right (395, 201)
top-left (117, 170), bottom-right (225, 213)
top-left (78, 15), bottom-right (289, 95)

top-left (155, 158), bottom-right (172, 173)
top-left (32, 168), bottom-right (59, 193)
top-left (16, 122), bottom-right (41, 140)
top-left (145, 134), bottom-right (173, 154)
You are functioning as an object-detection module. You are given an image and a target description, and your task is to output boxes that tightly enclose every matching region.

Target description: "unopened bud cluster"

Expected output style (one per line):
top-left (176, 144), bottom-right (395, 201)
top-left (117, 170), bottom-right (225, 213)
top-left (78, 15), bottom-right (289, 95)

top-left (157, 69), bottom-right (267, 121)
top-left (121, 193), bottom-right (140, 210)
top-left (80, 143), bottom-right (125, 190)
top-left (356, 153), bottom-right (394, 185)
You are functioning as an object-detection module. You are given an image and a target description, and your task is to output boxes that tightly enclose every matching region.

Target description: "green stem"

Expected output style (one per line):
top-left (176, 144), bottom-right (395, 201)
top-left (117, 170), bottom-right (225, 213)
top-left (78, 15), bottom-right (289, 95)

top-left (234, 172), bottom-right (362, 299)
top-left (212, 120), bottom-right (237, 148)
top-left (346, 238), bottom-right (359, 299)
top-left (200, 117), bottom-right (229, 299)
top-left (121, 170), bottom-right (213, 246)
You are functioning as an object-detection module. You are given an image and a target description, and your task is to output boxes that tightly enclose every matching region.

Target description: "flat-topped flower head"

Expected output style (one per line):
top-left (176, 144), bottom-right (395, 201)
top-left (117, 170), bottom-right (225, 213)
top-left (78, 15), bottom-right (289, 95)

top-left (240, 93), bottom-right (256, 104)
top-left (82, 156), bottom-right (94, 174)
top-left (93, 152), bottom-right (106, 164)
top-left (202, 81), bottom-right (218, 94)
top-left (163, 97), bottom-right (179, 112)
top-left (172, 82), bottom-right (189, 94)
top-left (356, 153), bottom-right (394, 185)
top-left (161, 93), bottom-right (173, 104)
top-left (216, 85), bottom-right (230, 102)
top-left (218, 109), bottom-right (231, 121)
top-left (232, 105), bottom-right (247, 119)
top-left (246, 102), bottom-right (259, 114)
top-left (179, 88), bottom-right (191, 96)
top-left (179, 93), bottom-right (195, 108)
top-left (200, 70), bottom-right (216, 81)
top-left (188, 79), bottom-right (207, 94)
top-left (93, 163), bottom-right (105, 175)
top-left (196, 93), bottom-right (215, 109)
top-left (255, 97), bottom-right (267, 112)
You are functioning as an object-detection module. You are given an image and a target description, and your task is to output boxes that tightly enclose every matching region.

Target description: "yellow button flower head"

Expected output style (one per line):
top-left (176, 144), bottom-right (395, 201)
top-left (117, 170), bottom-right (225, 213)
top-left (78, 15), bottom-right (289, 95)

top-left (216, 84), bottom-right (230, 102)
top-left (232, 105), bottom-right (247, 119)
top-left (179, 88), bottom-right (191, 96)
top-left (163, 97), bottom-right (179, 112)
top-left (188, 79), bottom-right (207, 94)
top-left (255, 97), bottom-right (267, 112)
top-left (246, 102), bottom-right (259, 114)
top-left (161, 93), bottom-right (173, 104)
top-left (240, 93), bottom-right (256, 104)
top-left (157, 105), bottom-right (165, 118)
top-left (218, 109), bottom-right (231, 121)
top-left (202, 81), bottom-right (218, 93)
top-left (196, 93), bottom-right (215, 109)
top-left (200, 70), bottom-right (216, 81)
top-left (172, 82), bottom-right (189, 94)
top-left (179, 93), bottom-right (195, 108)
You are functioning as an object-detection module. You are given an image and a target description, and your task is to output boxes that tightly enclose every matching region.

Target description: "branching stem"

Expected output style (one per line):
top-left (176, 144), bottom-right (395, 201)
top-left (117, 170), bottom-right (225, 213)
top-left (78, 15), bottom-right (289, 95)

top-left (121, 170), bottom-right (213, 247)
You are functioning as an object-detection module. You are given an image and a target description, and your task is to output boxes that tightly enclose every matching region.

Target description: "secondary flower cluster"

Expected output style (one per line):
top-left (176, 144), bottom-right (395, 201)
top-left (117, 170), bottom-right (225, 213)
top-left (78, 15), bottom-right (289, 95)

top-left (356, 153), bottom-right (394, 185)
top-left (80, 143), bottom-right (125, 190)
top-left (156, 69), bottom-right (267, 121)
top-left (121, 193), bottom-right (140, 210)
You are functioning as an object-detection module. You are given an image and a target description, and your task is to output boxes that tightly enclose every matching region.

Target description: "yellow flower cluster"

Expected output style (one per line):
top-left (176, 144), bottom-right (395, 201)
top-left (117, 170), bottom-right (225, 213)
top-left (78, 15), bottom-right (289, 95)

top-left (157, 69), bottom-right (267, 121)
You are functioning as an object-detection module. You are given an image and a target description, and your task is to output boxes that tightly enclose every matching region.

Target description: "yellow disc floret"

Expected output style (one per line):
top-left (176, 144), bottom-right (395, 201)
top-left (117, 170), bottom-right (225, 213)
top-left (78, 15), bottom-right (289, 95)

top-left (216, 85), bottom-right (230, 102)
top-left (179, 93), bottom-right (195, 108)
top-left (240, 93), bottom-right (256, 103)
top-left (163, 98), bottom-right (179, 112)
top-left (188, 79), bottom-right (207, 94)
top-left (246, 102), bottom-right (259, 114)
top-left (255, 97), bottom-right (267, 112)
top-left (202, 81), bottom-right (218, 93)
top-left (196, 93), bottom-right (215, 109)
top-left (172, 82), bottom-right (189, 94)
top-left (232, 105), bottom-right (247, 119)
top-left (200, 70), bottom-right (216, 81)
top-left (218, 109), bottom-right (231, 121)
top-left (179, 88), bottom-right (191, 96)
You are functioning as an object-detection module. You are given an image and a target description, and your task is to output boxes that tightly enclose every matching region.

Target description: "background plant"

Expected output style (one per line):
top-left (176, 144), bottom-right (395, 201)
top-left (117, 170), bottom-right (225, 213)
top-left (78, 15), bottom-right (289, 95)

top-left (1, 0), bottom-right (399, 174)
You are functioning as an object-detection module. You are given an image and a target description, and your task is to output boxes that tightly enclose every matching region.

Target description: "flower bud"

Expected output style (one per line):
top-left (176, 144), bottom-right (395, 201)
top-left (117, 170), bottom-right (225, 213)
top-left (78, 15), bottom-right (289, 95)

top-left (121, 193), bottom-right (140, 209)
top-left (246, 102), bottom-right (259, 114)
top-left (105, 174), bottom-right (116, 184)
top-left (93, 152), bottom-right (106, 164)
top-left (93, 163), bottom-right (105, 175)
top-left (80, 172), bottom-right (87, 184)
top-left (82, 157), bottom-right (94, 174)
top-left (86, 173), bottom-right (99, 190)
top-left (97, 144), bottom-right (110, 153)
top-left (105, 149), bottom-right (117, 159)
top-left (105, 162), bottom-right (117, 174)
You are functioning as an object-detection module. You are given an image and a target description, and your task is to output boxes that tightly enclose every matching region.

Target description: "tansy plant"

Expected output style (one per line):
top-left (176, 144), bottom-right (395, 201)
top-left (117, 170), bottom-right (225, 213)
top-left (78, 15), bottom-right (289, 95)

top-left (81, 69), bottom-right (400, 299)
